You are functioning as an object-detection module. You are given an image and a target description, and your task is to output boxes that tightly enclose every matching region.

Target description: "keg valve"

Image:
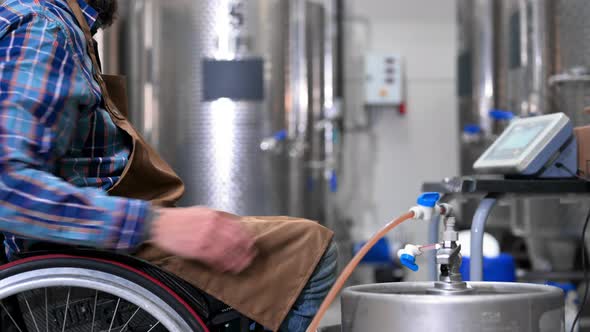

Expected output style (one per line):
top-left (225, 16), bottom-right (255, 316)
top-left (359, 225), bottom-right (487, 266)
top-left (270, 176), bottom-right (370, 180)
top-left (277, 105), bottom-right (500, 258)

top-left (432, 215), bottom-right (472, 294)
top-left (398, 193), bottom-right (473, 294)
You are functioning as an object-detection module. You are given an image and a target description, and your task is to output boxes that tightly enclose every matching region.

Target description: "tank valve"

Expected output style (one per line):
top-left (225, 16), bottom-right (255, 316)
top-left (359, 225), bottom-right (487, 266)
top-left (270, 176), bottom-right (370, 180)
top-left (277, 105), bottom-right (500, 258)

top-left (410, 192), bottom-right (441, 221)
top-left (260, 130), bottom-right (288, 153)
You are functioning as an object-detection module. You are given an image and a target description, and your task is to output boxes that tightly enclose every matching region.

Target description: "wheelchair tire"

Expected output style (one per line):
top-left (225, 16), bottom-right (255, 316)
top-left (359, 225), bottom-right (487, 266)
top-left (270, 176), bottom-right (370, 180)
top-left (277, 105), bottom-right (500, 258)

top-left (0, 254), bottom-right (209, 332)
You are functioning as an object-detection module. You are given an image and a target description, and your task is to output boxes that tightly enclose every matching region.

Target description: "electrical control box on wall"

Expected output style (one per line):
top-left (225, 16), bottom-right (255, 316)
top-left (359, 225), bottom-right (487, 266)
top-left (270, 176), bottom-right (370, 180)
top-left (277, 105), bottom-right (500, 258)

top-left (364, 53), bottom-right (405, 108)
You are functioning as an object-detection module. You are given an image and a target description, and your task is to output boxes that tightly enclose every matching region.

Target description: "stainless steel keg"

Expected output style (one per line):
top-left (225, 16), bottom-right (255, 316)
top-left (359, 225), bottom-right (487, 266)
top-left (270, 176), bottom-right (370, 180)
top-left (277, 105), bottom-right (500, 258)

top-left (341, 282), bottom-right (564, 332)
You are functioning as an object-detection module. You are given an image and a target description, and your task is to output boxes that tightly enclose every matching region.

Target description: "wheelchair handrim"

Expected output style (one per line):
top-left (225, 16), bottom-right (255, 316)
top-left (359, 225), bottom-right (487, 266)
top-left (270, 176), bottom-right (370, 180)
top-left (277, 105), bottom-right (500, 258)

top-left (0, 267), bottom-right (198, 331)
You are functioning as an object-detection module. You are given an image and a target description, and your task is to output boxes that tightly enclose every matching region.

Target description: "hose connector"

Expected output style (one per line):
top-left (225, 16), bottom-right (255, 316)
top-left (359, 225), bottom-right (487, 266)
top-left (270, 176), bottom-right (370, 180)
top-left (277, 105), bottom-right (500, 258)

top-left (442, 217), bottom-right (459, 242)
top-left (437, 203), bottom-right (454, 217)
top-left (410, 192), bottom-right (441, 221)
top-left (397, 244), bottom-right (422, 272)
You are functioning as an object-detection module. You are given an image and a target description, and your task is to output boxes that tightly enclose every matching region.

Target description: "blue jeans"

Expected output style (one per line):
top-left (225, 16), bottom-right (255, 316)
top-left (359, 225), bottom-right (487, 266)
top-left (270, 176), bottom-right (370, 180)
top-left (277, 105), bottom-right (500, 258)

top-left (279, 240), bottom-right (338, 332)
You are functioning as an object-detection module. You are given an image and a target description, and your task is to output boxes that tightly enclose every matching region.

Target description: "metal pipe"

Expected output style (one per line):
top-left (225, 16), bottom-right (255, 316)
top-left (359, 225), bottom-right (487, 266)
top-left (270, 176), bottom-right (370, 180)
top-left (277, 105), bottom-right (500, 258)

top-left (428, 215), bottom-right (440, 281)
top-left (288, 0), bottom-right (309, 141)
top-left (334, 0), bottom-right (344, 99)
top-left (473, 0), bottom-right (495, 136)
top-left (470, 196), bottom-right (498, 281)
top-left (528, 0), bottom-right (555, 115)
top-left (286, 0), bottom-right (314, 216)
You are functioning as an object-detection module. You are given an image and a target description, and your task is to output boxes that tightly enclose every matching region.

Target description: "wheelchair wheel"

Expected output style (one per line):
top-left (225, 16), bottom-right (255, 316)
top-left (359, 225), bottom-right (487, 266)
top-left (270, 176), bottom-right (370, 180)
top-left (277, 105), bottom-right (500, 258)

top-left (0, 254), bottom-right (209, 332)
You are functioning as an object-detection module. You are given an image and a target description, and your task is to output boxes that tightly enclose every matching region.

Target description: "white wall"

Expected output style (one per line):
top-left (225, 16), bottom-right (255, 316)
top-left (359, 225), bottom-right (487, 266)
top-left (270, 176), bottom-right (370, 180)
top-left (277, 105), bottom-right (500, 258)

top-left (337, 0), bottom-right (458, 281)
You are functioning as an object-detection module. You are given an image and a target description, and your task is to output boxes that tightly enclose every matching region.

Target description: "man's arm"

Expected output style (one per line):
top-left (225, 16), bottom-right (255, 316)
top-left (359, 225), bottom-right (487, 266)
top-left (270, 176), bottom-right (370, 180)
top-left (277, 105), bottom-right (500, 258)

top-left (0, 10), bottom-right (149, 251)
top-left (0, 10), bottom-right (256, 273)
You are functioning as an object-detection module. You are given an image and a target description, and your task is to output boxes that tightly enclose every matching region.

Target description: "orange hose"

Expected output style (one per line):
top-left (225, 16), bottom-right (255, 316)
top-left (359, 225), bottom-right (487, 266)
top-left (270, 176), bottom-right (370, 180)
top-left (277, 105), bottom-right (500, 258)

top-left (305, 211), bottom-right (415, 332)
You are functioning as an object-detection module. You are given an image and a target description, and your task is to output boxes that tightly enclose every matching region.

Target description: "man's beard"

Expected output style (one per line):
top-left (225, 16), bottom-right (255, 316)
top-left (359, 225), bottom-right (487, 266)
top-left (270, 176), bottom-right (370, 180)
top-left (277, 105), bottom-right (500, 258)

top-left (87, 0), bottom-right (118, 28)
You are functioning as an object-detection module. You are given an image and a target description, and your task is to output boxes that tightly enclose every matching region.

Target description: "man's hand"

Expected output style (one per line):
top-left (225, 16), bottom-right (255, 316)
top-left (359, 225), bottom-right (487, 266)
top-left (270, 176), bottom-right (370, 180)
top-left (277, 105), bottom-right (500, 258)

top-left (150, 207), bottom-right (257, 274)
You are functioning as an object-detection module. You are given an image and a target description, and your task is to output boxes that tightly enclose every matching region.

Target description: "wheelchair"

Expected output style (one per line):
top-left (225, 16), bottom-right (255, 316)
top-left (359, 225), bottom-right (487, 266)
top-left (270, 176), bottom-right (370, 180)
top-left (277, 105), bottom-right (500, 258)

top-left (0, 247), bottom-right (265, 332)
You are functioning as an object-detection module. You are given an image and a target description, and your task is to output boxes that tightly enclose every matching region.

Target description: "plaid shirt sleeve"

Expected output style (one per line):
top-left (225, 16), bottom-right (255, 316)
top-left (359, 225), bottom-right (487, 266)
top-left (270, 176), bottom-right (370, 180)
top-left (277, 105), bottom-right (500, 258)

top-left (0, 8), bottom-right (151, 251)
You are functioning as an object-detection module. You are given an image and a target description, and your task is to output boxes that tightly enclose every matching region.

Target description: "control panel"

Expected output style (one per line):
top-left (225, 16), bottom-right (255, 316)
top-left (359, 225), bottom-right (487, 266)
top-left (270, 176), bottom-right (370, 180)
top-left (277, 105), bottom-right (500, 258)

top-left (364, 53), bottom-right (404, 107)
top-left (473, 113), bottom-right (577, 178)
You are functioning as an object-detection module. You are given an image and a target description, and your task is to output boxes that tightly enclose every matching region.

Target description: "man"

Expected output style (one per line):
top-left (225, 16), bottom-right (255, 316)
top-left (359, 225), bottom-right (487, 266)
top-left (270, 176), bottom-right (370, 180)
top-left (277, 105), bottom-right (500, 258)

top-left (0, 0), bottom-right (337, 331)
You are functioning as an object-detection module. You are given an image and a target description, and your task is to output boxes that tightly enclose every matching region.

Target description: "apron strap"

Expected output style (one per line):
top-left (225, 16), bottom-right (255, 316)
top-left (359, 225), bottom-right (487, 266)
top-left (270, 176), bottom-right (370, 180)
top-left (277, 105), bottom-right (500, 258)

top-left (65, 0), bottom-right (124, 119)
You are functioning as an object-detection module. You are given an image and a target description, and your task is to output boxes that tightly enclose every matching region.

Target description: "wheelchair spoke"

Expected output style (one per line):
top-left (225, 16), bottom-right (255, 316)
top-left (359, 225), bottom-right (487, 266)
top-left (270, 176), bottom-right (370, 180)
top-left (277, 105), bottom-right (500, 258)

top-left (146, 320), bottom-right (161, 332)
top-left (0, 301), bottom-right (24, 332)
top-left (107, 297), bottom-right (121, 332)
top-left (91, 290), bottom-right (98, 332)
top-left (0, 267), bottom-right (193, 331)
top-left (119, 306), bottom-right (141, 332)
top-left (61, 287), bottom-right (70, 332)
top-left (45, 288), bottom-right (48, 332)
top-left (24, 297), bottom-right (40, 332)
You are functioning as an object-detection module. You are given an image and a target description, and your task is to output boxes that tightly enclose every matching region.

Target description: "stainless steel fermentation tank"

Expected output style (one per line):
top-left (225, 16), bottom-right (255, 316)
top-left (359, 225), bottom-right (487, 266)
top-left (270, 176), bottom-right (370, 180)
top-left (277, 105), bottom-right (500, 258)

top-left (500, 0), bottom-right (590, 126)
top-left (341, 282), bottom-right (563, 332)
top-left (503, 0), bottom-right (556, 118)
top-left (458, 0), bottom-right (558, 145)
top-left (456, 0), bottom-right (512, 229)
top-left (459, 0), bottom-right (590, 152)
top-left (457, 0), bottom-right (497, 149)
top-left (457, 0), bottom-right (561, 174)
top-left (99, 0), bottom-right (333, 218)
top-left (554, 0), bottom-right (590, 126)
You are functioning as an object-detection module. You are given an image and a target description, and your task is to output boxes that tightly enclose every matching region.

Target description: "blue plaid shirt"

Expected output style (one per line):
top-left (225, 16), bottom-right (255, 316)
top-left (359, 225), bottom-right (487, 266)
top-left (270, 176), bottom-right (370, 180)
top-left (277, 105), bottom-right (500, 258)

top-left (0, 0), bottom-right (150, 256)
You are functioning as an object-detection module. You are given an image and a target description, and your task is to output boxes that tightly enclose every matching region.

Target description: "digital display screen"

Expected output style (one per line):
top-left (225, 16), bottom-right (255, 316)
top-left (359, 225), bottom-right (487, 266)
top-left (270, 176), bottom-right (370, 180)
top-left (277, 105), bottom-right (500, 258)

top-left (497, 124), bottom-right (545, 150)
top-left (486, 121), bottom-right (548, 160)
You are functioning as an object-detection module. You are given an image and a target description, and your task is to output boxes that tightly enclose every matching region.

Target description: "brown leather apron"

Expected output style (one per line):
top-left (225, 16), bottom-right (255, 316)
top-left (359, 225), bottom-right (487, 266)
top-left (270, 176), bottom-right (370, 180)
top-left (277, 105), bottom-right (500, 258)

top-left (65, 1), bottom-right (334, 330)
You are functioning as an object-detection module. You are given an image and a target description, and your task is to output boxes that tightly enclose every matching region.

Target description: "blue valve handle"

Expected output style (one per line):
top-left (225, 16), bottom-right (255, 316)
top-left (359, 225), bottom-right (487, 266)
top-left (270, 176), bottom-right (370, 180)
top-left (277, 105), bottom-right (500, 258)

top-left (463, 124), bottom-right (482, 135)
top-left (273, 129), bottom-right (288, 141)
top-left (489, 109), bottom-right (514, 121)
top-left (417, 192), bottom-right (441, 208)
top-left (330, 171), bottom-right (338, 193)
top-left (400, 254), bottom-right (419, 272)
